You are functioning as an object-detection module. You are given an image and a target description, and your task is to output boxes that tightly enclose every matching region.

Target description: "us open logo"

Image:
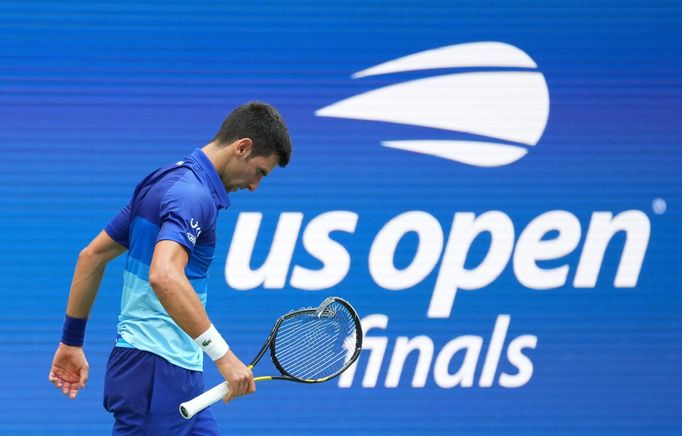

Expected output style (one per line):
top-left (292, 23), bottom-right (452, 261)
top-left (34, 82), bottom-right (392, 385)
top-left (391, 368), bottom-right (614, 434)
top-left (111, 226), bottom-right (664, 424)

top-left (316, 42), bottom-right (550, 167)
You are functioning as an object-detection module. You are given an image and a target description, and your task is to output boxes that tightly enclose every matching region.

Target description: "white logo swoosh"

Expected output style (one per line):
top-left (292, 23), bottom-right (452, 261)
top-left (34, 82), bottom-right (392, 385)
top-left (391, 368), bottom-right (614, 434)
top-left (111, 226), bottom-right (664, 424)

top-left (315, 42), bottom-right (550, 167)
top-left (352, 41), bottom-right (538, 78)
top-left (382, 140), bottom-right (527, 168)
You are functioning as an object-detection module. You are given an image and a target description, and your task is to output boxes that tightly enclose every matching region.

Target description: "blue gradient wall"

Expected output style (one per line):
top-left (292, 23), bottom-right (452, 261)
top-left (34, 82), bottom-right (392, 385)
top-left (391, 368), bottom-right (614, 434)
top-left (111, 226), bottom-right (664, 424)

top-left (1, 1), bottom-right (680, 434)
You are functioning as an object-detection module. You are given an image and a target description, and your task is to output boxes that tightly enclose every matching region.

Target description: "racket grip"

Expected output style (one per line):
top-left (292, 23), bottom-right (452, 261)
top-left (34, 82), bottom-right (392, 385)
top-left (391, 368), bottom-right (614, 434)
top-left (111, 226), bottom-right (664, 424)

top-left (179, 381), bottom-right (229, 419)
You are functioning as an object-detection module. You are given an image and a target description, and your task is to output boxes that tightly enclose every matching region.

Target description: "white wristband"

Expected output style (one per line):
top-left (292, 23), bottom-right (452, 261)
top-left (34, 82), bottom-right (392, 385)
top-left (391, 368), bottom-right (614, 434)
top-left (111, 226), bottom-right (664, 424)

top-left (193, 324), bottom-right (230, 361)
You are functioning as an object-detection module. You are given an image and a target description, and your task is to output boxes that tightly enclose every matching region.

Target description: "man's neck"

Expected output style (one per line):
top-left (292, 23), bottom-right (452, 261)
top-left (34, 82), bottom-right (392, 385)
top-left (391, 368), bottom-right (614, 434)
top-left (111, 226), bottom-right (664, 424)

top-left (201, 141), bottom-right (227, 176)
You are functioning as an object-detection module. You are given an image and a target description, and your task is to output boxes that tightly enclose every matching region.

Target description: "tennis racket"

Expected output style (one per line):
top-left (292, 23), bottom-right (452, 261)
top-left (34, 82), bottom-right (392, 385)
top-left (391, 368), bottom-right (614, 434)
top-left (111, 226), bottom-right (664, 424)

top-left (179, 296), bottom-right (362, 419)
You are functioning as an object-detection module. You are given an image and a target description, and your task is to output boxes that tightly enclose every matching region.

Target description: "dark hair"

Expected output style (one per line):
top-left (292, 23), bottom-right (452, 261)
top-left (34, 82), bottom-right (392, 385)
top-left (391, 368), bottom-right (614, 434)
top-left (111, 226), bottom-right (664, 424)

top-left (212, 102), bottom-right (291, 167)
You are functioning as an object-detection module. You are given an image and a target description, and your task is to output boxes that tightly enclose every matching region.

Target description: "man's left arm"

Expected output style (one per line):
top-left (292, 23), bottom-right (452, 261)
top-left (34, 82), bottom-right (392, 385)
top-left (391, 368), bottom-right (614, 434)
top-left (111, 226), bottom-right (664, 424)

top-left (48, 230), bottom-right (126, 399)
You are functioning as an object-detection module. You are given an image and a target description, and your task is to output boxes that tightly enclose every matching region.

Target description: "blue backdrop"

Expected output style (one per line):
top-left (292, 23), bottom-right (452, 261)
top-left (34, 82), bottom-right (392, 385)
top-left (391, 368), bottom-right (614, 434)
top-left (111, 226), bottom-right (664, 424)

top-left (1, 1), bottom-right (681, 434)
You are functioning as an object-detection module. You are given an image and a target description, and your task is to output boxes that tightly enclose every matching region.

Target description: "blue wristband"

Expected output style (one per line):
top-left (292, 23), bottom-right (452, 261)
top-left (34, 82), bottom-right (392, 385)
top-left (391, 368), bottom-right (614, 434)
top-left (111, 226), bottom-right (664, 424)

top-left (61, 315), bottom-right (88, 346)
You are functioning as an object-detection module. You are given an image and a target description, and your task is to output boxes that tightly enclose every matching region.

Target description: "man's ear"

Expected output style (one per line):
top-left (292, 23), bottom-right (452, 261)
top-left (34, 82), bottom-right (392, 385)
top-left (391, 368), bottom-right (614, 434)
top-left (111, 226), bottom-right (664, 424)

top-left (236, 138), bottom-right (253, 157)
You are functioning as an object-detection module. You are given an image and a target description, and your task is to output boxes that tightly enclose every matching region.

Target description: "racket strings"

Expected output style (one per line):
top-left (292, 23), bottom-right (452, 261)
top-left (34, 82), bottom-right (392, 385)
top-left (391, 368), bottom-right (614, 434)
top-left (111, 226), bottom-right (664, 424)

top-left (278, 329), bottom-right (353, 380)
top-left (276, 319), bottom-right (341, 369)
top-left (278, 336), bottom-right (345, 379)
top-left (274, 301), bottom-right (358, 381)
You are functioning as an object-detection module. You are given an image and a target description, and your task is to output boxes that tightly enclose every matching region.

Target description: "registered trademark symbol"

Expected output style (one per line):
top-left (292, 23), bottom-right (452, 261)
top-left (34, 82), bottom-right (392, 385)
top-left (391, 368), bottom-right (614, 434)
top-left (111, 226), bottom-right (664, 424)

top-left (652, 198), bottom-right (667, 215)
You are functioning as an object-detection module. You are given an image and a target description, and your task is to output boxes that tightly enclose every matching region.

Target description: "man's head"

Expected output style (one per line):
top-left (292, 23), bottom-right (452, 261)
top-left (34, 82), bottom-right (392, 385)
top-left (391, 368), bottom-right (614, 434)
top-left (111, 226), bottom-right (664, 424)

top-left (212, 102), bottom-right (291, 167)
top-left (207, 102), bottom-right (292, 193)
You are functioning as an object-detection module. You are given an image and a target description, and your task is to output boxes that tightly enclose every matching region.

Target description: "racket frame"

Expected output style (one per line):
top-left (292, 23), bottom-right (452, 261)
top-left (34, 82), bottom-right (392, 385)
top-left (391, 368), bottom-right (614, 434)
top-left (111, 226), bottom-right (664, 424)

top-left (179, 296), bottom-right (362, 419)
top-left (250, 297), bottom-right (363, 383)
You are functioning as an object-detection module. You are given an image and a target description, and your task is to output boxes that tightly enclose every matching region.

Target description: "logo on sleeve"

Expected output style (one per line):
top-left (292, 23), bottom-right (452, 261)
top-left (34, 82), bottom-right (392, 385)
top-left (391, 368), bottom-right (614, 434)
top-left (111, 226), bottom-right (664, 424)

top-left (187, 218), bottom-right (202, 246)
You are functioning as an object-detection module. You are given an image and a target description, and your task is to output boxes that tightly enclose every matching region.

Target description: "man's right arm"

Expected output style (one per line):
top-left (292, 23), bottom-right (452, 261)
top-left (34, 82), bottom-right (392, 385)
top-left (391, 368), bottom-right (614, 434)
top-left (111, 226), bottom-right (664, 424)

top-left (149, 240), bottom-right (255, 401)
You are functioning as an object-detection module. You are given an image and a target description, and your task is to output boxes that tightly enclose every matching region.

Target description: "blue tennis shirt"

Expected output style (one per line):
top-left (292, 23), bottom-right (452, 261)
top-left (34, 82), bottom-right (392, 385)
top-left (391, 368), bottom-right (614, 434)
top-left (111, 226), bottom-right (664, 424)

top-left (104, 149), bottom-right (230, 371)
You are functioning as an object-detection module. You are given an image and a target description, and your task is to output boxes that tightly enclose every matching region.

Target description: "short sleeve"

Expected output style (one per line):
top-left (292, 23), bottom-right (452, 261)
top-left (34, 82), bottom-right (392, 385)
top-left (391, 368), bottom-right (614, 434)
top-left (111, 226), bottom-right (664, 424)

top-left (156, 184), bottom-right (212, 256)
top-left (104, 202), bottom-right (132, 249)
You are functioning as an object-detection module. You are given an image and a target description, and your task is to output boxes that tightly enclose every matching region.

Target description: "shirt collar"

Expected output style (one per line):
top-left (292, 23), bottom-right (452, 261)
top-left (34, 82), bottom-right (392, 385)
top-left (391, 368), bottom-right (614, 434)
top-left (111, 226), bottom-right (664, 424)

top-left (187, 148), bottom-right (230, 209)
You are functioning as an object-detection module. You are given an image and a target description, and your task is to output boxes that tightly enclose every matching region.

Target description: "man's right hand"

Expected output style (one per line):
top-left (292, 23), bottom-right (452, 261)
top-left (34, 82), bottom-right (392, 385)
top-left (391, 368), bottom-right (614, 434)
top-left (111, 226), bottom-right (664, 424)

top-left (214, 350), bottom-right (256, 402)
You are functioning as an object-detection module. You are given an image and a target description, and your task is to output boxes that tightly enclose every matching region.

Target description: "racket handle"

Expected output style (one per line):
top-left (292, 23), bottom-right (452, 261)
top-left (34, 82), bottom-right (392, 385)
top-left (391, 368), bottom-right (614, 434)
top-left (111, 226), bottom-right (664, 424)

top-left (179, 381), bottom-right (229, 419)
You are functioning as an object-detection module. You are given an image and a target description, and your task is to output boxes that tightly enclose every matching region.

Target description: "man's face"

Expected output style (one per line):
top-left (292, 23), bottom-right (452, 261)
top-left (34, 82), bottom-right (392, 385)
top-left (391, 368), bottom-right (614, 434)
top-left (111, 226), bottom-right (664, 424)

top-left (223, 150), bottom-right (279, 193)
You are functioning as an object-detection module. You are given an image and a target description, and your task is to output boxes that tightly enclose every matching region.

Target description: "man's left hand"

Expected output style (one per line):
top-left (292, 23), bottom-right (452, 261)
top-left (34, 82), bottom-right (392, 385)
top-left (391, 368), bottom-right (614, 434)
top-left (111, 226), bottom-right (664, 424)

top-left (49, 342), bottom-right (89, 399)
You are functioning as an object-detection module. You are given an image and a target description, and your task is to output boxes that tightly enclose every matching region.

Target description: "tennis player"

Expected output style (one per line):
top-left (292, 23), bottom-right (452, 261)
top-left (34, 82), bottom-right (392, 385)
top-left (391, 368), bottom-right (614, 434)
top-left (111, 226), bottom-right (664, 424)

top-left (48, 102), bottom-right (292, 435)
